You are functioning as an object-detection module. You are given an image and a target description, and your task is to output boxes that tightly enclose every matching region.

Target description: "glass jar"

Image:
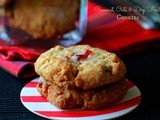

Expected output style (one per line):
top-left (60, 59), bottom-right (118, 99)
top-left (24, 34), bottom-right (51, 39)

top-left (0, 0), bottom-right (88, 48)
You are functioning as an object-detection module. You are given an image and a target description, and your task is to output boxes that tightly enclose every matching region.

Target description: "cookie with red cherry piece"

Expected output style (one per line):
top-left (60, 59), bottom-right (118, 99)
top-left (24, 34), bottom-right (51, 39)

top-left (34, 45), bottom-right (126, 89)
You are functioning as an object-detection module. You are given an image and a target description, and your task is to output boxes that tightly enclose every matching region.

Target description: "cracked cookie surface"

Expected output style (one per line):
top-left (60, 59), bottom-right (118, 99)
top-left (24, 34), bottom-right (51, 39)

top-left (34, 45), bottom-right (126, 89)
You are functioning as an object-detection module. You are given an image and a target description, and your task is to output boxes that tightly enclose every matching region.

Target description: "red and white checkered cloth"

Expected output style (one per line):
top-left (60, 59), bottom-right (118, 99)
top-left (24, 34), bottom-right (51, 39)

top-left (1, 1), bottom-right (160, 79)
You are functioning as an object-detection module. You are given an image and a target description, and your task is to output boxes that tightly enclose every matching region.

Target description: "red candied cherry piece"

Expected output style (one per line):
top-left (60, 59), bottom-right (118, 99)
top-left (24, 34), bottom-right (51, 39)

top-left (77, 49), bottom-right (92, 61)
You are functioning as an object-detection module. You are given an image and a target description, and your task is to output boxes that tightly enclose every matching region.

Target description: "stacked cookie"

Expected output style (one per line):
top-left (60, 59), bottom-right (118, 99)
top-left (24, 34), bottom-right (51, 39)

top-left (34, 45), bottom-right (128, 109)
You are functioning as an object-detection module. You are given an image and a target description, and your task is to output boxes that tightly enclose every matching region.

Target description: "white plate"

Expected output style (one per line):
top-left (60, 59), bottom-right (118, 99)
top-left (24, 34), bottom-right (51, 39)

top-left (20, 78), bottom-right (141, 120)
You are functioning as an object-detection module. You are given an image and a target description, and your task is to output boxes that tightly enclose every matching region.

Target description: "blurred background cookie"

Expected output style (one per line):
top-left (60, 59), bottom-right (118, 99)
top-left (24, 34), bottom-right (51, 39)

top-left (0, 0), bottom-right (12, 5)
top-left (4, 0), bottom-right (79, 39)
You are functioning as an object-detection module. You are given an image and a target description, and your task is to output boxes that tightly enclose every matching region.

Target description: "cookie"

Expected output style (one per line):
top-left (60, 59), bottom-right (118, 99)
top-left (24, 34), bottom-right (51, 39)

top-left (35, 45), bottom-right (126, 89)
top-left (0, 0), bottom-right (12, 5)
top-left (5, 0), bottom-right (79, 39)
top-left (37, 78), bottom-right (128, 110)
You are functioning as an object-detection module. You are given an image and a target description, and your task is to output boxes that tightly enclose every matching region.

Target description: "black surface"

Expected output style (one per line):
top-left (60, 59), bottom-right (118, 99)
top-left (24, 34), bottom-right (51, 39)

top-left (1, 47), bottom-right (160, 120)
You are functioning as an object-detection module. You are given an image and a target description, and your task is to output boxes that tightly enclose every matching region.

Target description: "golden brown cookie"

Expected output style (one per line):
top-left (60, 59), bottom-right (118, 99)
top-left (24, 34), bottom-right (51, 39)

top-left (35, 45), bottom-right (126, 89)
top-left (37, 78), bottom-right (128, 110)
top-left (0, 0), bottom-right (12, 5)
top-left (5, 0), bottom-right (79, 39)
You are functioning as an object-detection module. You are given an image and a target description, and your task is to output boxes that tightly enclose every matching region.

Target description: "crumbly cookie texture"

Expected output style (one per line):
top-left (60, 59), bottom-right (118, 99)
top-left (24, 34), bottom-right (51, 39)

top-left (35, 45), bottom-right (126, 89)
top-left (37, 78), bottom-right (128, 110)
top-left (5, 0), bottom-right (79, 39)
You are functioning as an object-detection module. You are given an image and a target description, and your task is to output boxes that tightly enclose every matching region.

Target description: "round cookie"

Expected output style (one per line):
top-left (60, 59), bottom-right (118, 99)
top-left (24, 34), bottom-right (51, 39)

top-left (37, 78), bottom-right (128, 110)
top-left (5, 0), bottom-right (79, 39)
top-left (0, 0), bottom-right (12, 5)
top-left (35, 45), bottom-right (126, 89)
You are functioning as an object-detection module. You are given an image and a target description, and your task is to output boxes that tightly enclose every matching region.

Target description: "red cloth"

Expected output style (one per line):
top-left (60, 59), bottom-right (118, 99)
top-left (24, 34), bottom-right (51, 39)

top-left (0, 1), bottom-right (160, 79)
top-left (0, 60), bottom-right (36, 79)
top-left (0, 46), bottom-right (43, 78)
